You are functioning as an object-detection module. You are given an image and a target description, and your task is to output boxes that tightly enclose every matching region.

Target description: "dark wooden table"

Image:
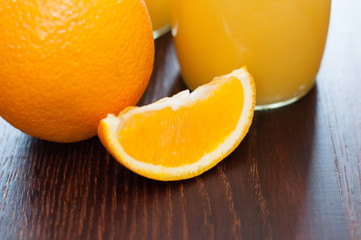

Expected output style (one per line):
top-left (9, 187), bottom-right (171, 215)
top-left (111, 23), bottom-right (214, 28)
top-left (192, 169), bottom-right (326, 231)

top-left (1, 0), bottom-right (361, 239)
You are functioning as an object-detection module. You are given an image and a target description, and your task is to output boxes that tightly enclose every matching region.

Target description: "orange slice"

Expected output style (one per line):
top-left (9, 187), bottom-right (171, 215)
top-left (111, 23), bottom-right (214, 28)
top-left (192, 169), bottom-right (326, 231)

top-left (98, 67), bottom-right (256, 181)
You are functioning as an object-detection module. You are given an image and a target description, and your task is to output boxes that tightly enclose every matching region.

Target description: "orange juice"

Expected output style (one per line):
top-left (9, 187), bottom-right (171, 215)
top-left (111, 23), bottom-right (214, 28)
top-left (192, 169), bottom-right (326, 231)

top-left (171, 0), bottom-right (331, 108)
top-left (145, 0), bottom-right (171, 38)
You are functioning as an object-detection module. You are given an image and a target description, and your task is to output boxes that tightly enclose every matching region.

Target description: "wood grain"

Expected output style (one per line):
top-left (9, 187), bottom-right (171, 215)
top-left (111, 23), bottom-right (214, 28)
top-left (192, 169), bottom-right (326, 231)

top-left (1, 0), bottom-right (361, 239)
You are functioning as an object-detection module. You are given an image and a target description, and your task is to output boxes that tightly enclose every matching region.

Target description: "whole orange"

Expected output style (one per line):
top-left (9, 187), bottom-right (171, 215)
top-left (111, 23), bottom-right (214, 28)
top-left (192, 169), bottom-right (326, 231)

top-left (0, 0), bottom-right (154, 143)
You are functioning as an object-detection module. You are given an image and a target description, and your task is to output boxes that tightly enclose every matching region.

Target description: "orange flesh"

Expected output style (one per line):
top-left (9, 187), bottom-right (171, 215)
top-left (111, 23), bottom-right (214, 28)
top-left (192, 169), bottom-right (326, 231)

top-left (117, 77), bottom-right (244, 167)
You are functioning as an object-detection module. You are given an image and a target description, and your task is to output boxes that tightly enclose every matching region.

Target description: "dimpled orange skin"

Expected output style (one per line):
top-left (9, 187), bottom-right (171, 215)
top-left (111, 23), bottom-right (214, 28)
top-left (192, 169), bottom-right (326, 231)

top-left (0, 0), bottom-right (154, 143)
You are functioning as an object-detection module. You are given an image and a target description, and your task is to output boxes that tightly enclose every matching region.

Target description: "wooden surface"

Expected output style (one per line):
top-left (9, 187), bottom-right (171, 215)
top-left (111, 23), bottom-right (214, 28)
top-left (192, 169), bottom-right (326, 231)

top-left (1, 0), bottom-right (361, 239)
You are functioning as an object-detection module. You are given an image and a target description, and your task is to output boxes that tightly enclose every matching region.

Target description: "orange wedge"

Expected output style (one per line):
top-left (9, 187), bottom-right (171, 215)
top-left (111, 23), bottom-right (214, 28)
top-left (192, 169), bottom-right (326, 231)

top-left (98, 67), bottom-right (256, 181)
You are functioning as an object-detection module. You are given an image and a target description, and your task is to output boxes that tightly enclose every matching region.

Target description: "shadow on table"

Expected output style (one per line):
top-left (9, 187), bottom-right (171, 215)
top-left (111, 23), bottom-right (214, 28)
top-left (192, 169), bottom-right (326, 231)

top-left (201, 85), bottom-right (318, 239)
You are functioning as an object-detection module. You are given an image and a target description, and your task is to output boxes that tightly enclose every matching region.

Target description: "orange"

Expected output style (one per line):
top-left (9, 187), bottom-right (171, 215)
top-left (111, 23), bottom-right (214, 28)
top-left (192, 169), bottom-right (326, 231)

top-left (98, 67), bottom-right (256, 181)
top-left (0, 0), bottom-right (154, 143)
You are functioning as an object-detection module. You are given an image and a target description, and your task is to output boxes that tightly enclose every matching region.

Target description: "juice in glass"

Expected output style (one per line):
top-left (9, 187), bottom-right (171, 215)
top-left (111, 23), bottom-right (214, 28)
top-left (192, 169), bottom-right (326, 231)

top-left (171, 0), bottom-right (331, 108)
top-left (144, 0), bottom-right (171, 39)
